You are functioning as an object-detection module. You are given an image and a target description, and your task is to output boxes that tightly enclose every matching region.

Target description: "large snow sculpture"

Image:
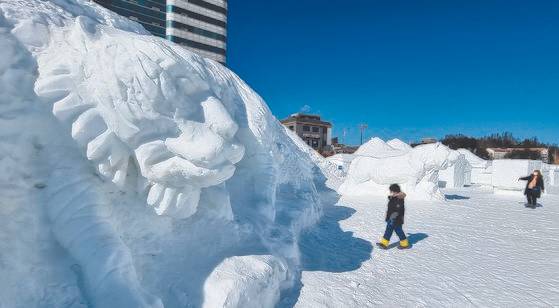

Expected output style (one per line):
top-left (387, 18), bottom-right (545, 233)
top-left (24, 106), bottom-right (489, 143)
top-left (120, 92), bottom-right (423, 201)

top-left (339, 139), bottom-right (460, 200)
top-left (35, 15), bottom-right (245, 218)
top-left (1, 0), bottom-right (324, 306)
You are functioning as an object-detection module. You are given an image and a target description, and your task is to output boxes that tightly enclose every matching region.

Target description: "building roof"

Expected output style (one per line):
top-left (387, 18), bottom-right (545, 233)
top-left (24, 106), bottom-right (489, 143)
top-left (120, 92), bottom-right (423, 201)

top-left (280, 113), bottom-right (332, 127)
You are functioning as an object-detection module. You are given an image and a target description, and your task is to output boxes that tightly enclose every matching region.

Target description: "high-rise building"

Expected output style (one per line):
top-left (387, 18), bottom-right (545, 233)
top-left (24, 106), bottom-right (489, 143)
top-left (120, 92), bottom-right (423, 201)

top-left (166, 0), bottom-right (227, 64)
top-left (92, 0), bottom-right (227, 64)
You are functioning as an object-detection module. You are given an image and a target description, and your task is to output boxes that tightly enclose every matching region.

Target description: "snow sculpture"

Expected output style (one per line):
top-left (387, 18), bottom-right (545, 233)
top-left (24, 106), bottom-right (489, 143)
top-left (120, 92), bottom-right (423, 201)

top-left (339, 139), bottom-right (460, 200)
top-left (354, 137), bottom-right (409, 157)
top-left (1, 0), bottom-right (323, 306)
top-left (438, 154), bottom-right (471, 188)
top-left (386, 138), bottom-right (413, 151)
top-left (457, 148), bottom-right (492, 185)
top-left (34, 16), bottom-right (244, 218)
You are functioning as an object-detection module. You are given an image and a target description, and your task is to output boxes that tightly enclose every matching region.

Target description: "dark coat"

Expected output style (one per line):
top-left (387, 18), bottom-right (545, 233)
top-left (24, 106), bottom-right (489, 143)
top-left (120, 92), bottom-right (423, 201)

top-left (385, 195), bottom-right (405, 225)
top-left (519, 175), bottom-right (544, 197)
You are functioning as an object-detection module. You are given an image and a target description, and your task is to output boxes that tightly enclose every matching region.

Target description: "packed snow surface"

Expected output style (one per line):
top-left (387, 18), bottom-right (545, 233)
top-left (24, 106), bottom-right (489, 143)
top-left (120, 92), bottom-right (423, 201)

top-left (339, 139), bottom-right (460, 200)
top-left (294, 187), bottom-right (559, 307)
top-left (0, 0), bottom-right (326, 306)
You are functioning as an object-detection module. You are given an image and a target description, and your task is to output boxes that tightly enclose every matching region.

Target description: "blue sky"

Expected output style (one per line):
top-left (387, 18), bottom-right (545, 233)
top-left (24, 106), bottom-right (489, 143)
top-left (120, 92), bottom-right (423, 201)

top-left (227, 0), bottom-right (559, 145)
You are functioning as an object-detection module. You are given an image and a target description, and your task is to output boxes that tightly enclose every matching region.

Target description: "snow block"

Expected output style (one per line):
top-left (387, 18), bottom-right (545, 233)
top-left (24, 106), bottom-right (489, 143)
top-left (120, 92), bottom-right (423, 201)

top-left (492, 159), bottom-right (543, 191)
top-left (203, 255), bottom-right (288, 308)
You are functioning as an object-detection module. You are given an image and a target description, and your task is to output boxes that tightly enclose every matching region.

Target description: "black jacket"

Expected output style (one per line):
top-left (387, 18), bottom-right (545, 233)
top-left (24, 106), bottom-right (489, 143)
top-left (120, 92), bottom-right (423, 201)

top-left (519, 175), bottom-right (544, 197)
top-left (385, 195), bottom-right (405, 225)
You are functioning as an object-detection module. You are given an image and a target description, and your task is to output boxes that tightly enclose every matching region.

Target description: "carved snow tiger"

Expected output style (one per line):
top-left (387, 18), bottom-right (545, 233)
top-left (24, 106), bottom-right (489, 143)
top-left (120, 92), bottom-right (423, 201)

top-left (35, 16), bottom-right (245, 218)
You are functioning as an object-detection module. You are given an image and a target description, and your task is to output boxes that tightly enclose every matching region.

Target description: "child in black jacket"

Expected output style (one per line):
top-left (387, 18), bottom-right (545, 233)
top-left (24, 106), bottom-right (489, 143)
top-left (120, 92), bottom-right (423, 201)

top-left (377, 184), bottom-right (409, 249)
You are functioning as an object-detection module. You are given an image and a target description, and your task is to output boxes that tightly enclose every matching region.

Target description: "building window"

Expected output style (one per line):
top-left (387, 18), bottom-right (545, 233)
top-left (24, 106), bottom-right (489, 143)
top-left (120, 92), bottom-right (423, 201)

top-left (288, 126), bottom-right (294, 131)
top-left (312, 139), bottom-right (319, 148)
top-left (312, 126), bottom-right (319, 133)
top-left (303, 126), bottom-right (310, 132)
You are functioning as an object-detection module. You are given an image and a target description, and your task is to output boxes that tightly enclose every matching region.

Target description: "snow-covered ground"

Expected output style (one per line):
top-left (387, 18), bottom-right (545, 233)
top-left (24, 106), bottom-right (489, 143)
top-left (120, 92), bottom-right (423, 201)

top-left (292, 187), bottom-right (559, 307)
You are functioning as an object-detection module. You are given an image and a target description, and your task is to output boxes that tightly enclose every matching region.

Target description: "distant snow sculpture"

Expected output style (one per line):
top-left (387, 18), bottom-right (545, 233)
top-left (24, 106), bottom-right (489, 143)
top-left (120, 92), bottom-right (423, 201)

top-left (457, 148), bottom-right (492, 185)
top-left (438, 154), bottom-right (471, 188)
top-left (339, 138), bottom-right (460, 200)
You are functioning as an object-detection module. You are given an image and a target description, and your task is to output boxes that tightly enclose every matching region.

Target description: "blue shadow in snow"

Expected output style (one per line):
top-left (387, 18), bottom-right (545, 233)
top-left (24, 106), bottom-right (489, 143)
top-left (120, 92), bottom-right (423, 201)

top-left (299, 205), bottom-right (372, 272)
top-left (385, 232), bottom-right (429, 249)
top-left (445, 194), bottom-right (470, 200)
top-left (408, 232), bottom-right (429, 245)
top-left (278, 205), bottom-right (372, 307)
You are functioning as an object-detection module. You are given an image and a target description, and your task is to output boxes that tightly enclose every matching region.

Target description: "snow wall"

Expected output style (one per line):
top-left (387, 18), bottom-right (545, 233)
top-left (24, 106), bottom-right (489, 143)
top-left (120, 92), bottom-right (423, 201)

top-left (0, 1), bottom-right (329, 306)
top-left (338, 138), bottom-right (460, 200)
top-left (492, 159), bottom-right (542, 193)
top-left (542, 163), bottom-right (559, 194)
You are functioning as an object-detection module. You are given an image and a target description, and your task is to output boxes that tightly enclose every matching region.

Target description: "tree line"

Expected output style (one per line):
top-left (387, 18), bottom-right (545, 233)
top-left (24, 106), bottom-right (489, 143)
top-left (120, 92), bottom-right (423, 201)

top-left (440, 132), bottom-right (558, 161)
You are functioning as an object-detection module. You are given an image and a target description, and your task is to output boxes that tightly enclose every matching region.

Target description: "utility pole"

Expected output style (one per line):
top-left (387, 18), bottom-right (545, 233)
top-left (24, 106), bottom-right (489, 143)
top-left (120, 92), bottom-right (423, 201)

top-left (359, 123), bottom-right (368, 145)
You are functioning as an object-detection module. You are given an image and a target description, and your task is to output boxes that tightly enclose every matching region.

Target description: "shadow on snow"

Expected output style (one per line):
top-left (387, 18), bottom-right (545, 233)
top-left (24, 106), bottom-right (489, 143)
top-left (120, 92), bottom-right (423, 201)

top-left (278, 200), bottom-right (373, 307)
top-left (445, 194), bottom-right (470, 200)
top-left (298, 205), bottom-right (373, 272)
top-left (384, 232), bottom-right (429, 249)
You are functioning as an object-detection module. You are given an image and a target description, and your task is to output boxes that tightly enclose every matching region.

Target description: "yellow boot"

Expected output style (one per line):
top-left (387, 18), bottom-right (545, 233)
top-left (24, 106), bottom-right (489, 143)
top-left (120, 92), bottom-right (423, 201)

top-left (398, 239), bottom-right (410, 249)
top-left (377, 237), bottom-right (390, 249)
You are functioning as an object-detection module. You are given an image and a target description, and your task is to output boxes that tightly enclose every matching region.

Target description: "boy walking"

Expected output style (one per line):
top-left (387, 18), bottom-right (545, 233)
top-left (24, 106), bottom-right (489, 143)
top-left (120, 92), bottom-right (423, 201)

top-left (377, 184), bottom-right (410, 249)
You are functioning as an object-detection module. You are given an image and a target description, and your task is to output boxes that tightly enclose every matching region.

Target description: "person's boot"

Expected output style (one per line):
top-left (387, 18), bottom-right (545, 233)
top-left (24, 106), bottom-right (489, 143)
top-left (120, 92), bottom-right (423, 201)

top-left (376, 238), bottom-right (389, 249)
top-left (398, 239), bottom-right (410, 249)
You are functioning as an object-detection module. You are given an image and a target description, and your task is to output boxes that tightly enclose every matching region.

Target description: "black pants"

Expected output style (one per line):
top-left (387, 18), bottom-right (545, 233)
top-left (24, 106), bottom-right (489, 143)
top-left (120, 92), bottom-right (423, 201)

top-left (526, 189), bottom-right (539, 205)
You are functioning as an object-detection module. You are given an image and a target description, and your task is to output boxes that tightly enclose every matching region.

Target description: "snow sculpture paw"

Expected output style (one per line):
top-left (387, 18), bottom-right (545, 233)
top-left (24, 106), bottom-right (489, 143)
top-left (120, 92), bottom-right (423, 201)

top-left (34, 17), bottom-right (245, 218)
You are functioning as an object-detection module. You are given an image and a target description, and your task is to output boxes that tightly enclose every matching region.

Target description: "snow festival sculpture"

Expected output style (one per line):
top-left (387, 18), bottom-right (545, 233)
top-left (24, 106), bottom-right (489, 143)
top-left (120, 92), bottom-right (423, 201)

top-left (339, 139), bottom-right (460, 200)
top-left (35, 16), bottom-right (245, 218)
top-left (1, 1), bottom-right (323, 306)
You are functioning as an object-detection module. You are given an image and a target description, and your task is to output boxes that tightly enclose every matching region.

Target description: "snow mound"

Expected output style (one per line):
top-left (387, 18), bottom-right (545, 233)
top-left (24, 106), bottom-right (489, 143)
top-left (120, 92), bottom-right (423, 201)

top-left (284, 127), bottom-right (345, 189)
top-left (457, 148), bottom-right (489, 168)
top-left (339, 141), bottom-right (460, 200)
top-left (386, 138), bottom-right (412, 151)
top-left (203, 255), bottom-right (287, 308)
top-left (0, 0), bottom-right (325, 306)
top-left (354, 137), bottom-right (409, 158)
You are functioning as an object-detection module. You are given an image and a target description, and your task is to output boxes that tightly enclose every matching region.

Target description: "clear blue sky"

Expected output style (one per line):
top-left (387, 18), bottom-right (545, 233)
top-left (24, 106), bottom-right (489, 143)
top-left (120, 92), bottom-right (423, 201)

top-left (227, 0), bottom-right (559, 145)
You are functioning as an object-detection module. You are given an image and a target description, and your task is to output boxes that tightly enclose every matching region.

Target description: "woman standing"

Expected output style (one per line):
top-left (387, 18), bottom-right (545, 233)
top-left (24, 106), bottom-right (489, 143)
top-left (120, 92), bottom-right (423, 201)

top-left (519, 170), bottom-right (545, 207)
